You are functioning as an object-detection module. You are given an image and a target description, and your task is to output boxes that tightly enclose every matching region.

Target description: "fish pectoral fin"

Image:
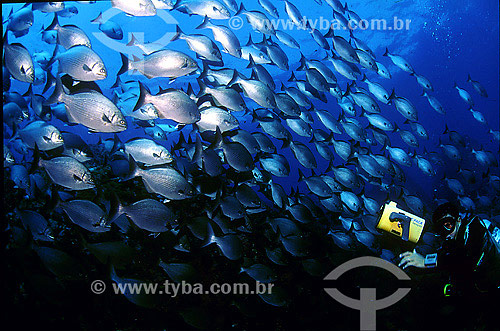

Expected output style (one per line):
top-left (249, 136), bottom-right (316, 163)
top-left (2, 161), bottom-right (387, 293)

top-left (102, 113), bottom-right (111, 123)
top-left (82, 64), bottom-right (92, 72)
top-left (42, 135), bottom-right (51, 142)
top-left (73, 174), bottom-right (83, 182)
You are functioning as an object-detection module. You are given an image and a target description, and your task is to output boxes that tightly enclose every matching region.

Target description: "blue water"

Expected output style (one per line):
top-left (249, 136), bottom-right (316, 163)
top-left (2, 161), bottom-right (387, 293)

top-left (3, 1), bottom-right (499, 329)
top-left (4, 0), bottom-right (499, 213)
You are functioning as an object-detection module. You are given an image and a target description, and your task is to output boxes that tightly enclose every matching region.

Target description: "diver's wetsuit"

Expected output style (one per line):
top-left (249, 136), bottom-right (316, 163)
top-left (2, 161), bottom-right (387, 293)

top-left (437, 214), bottom-right (499, 295)
top-left (433, 214), bottom-right (499, 329)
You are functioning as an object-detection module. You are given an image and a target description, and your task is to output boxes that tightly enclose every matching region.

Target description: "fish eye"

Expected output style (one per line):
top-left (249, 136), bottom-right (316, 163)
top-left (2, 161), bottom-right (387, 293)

top-left (120, 120), bottom-right (126, 125)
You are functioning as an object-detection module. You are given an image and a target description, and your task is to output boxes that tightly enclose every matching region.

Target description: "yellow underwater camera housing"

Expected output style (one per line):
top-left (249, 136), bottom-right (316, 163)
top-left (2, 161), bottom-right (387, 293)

top-left (376, 201), bottom-right (426, 243)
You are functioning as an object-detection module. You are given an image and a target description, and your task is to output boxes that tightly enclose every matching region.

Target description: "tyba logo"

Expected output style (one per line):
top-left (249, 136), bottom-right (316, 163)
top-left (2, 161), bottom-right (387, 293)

top-left (323, 256), bottom-right (411, 331)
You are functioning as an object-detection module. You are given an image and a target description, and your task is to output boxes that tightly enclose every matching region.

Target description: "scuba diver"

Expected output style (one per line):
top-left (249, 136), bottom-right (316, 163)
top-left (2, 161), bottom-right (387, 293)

top-left (398, 202), bottom-right (500, 296)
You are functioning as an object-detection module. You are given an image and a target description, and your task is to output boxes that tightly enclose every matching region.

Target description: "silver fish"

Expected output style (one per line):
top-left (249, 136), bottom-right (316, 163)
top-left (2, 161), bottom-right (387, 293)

top-left (5, 5), bottom-right (33, 33)
top-left (45, 78), bottom-right (127, 133)
top-left (197, 106), bottom-right (239, 132)
top-left (388, 90), bottom-right (418, 121)
top-left (198, 80), bottom-right (247, 112)
top-left (111, 0), bottom-right (157, 16)
top-left (38, 156), bottom-right (95, 190)
top-left (236, 4), bottom-right (275, 34)
top-left (174, 0), bottom-right (230, 19)
top-left (228, 72), bottom-right (276, 108)
top-left (275, 30), bottom-right (300, 49)
top-left (60, 200), bottom-right (110, 232)
top-left (45, 14), bottom-right (92, 49)
top-left (32, 2), bottom-right (65, 12)
top-left (171, 25), bottom-right (222, 63)
top-left (196, 17), bottom-right (242, 58)
top-left (3, 36), bottom-right (34, 83)
top-left (50, 45), bottom-right (107, 81)
top-left (118, 51), bottom-right (198, 79)
top-left (124, 138), bottom-right (173, 166)
top-left (17, 121), bottom-right (64, 151)
top-left (91, 12), bottom-right (124, 40)
top-left (110, 197), bottom-right (176, 232)
top-left (134, 83), bottom-right (200, 124)
top-left (383, 48), bottom-right (414, 73)
top-left (126, 158), bottom-right (196, 200)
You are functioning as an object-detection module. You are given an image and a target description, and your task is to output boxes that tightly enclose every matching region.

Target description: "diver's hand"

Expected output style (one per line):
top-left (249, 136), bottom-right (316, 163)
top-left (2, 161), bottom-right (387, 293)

top-left (398, 249), bottom-right (425, 269)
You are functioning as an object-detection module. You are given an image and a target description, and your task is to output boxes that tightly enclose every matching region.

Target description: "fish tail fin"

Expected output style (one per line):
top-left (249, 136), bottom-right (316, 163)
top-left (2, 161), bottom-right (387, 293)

top-left (192, 135), bottom-right (203, 165)
top-left (111, 75), bottom-right (122, 89)
top-left (133, 81), bottom-right (150, 111)
top-left (199, 60), bottom-right (212, 80)
top-left (201, 221), bottom-right (216, 247)
top-left (90, 11), bottom-right (103, 23)
top-left (46, 44), bottom-right (60, 68)
top-left (171, 25), bottom-right (183, 42)
top-left (29, 144), bottom-right (41, 174)
top-left (467, 74), bottom-right (472, 82)
top-left (326, 160), bottom-right (335, 173)
top-left (186, 82), bottom-right (195, 97)
top-left (235, 3), bottom-right (246, 16)
top-left (245, 33), bottom-right (254, 47)
top-left (110, 133), bottom-right (122, 155)
top-left (196, 15), bottom-right (210, 30)
top-left (246, 54), bottom-right (256, 69)
top-left (280, 139), bottom-right (290, 149)
top-left (46, 13), bottom-right (60, 31)
top-left (383, 47), bottom-right (389, 57)
top-left (297, 53), bottom-right (307, 71)
top-left (297, 168), bottom-right (305, 182)
top-left (443, 124), bottom-right (449, 134)
top-left (106, 192), bottom-right (124, 226)
top-left (324, 24), bottom-right (334, 38)
top-left (117, 53), bottom-right (130, 76)
top-left (213, 126), bottom-right (224, 149)
top-left (123, 155), bottom-right (139, 181)
top-left (388, 88), bottom-right (396, 100)
top-left (45, 189), bottom-right (62, 212)
top-left (227, 71), bottom-right (240, 87)
top-left (197, 77), bottom-right (207, 95)
top-left (126, 32), bottom-right (137, 47)
top-left (44, 73), bottom-right (63, 105)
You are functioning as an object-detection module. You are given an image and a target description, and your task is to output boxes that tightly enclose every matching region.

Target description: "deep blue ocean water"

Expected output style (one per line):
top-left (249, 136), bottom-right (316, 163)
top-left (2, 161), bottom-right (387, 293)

top-left (5, 0), bottom-right (498, 209)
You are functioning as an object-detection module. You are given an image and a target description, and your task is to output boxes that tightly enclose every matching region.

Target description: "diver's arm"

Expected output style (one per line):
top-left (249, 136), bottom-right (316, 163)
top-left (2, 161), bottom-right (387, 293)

top-left (399, 250), bottom-right (438, 269)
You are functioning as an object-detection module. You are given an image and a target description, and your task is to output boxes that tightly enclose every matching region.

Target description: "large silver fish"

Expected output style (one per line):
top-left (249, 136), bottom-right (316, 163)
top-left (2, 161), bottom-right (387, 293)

top-left (123, 138), bottom-right (173, 166)
top-left (49, 45), bottom-right (107, 81)
top-left (118, 51), bottom-right (198, 79)
top-left (36, 155), bottom-right (95, 190)
top-left (228, 72), bottom-right (276, 108)
top-left (125, 157), bottom-right (196, 200)
top-left (173, 0), bottom-right (230, 20)
top-left (3, 35), bottom-right (34, 83)
top-left (235, 3), bottom-right (275, 35)
top-left (16, 121), bottom-right (64, 151)
top-left (171, 26), bottom-right (223, 63)
top-left (196, 16), bottom-right (242, 58)
top-left (45, 78), bottom-right (127, 133)
top-left (197, 107), bottom-right (239, 132)
top-left (45, 14), bottom-right (92, 49)
top-left (134, 83), bottom-right (201, 124)
top-left (111, 0), bottom-right (157, 16)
